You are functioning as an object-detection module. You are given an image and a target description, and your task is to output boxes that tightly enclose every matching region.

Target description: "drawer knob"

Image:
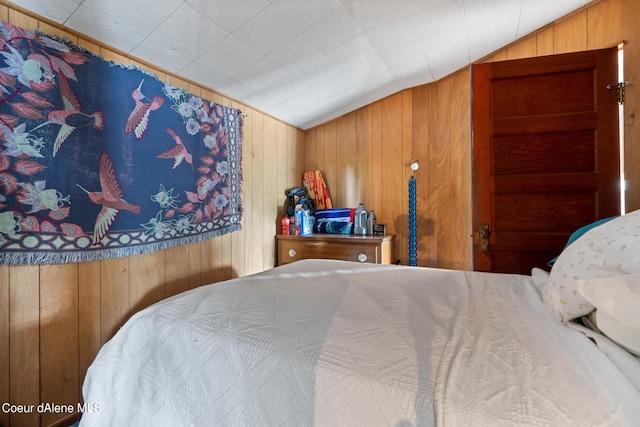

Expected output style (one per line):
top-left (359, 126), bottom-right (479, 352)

top-left (288, 249), bottom-right (297, 257)
top-left (358, 253), bottom-right (367, 262)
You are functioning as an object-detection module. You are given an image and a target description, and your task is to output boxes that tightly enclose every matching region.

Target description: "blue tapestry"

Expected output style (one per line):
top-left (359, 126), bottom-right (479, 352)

top-left (0, 21), bottom-right (243, 264)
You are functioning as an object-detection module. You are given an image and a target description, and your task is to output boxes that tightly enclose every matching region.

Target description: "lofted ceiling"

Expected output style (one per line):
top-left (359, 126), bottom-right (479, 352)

top-left (8, 0), bottom-right (593, 130)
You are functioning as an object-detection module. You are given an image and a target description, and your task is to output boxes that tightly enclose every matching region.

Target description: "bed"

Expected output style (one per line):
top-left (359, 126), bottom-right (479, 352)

top-left (80, 210), bottom-right (640, 426)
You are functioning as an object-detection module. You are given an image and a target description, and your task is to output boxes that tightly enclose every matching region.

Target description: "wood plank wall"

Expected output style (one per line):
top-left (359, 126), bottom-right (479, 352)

top-left (304, 0), bottom-right (640, 268)
top-left (0, 5), bottom-right (305, 427)
top-left (2, 0), bottom-right (640, 426)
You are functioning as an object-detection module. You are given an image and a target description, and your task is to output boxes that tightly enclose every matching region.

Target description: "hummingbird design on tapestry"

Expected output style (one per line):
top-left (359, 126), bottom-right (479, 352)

top-left (77, 152), bottom-right (141, 245)
top-left (124, 79), bottom-right (165, 140)
top-left (156, 127), bottom-right (193, 169)
top-left (31, 74), bottom-right (104, 156)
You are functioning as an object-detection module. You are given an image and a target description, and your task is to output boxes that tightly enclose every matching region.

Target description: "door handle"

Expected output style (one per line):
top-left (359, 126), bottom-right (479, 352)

top-left (479, 224), bottom-right (491, 253)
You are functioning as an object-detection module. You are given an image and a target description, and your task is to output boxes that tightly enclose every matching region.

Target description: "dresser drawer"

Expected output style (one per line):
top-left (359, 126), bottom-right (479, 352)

top-left (279, 240), bottom-right (378, 264)
top-left (276, 234), bottom-right (395, 266)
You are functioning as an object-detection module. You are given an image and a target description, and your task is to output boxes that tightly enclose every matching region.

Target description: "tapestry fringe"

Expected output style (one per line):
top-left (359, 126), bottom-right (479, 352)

top-left (0, 224), bottom-right (241, 265)
top-left (1, 20), bottom-right (245, 266)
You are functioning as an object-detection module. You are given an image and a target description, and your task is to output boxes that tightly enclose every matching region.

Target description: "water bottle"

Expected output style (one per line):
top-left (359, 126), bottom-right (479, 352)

top-left (366, 210), bottom-right (375, 235)
top-left (354, 203), bottom-right (367, 235)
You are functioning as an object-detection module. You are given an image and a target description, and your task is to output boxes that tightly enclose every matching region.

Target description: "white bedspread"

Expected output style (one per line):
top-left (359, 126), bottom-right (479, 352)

top-left (80, 260), bottom-right (640, 426)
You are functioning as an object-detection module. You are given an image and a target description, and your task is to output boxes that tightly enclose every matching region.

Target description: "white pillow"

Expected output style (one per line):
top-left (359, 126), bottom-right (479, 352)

top-left (541, 209), bottom-right (640, 322)
top-left (577, 273), bottom-right (640, 355)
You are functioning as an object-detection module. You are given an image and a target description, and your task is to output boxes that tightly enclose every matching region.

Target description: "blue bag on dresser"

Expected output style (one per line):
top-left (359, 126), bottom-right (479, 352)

top-left (313, 208), bottom-right (354, 234)
top-left (314, 208), bottom-right (353, 222)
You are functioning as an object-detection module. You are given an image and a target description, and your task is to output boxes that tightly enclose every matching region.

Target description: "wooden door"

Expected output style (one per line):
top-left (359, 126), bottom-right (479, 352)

top-left (472, 48), bottom-right (620, 274)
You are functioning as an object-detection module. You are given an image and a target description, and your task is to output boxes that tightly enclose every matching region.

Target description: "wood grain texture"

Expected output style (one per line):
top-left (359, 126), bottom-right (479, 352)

top-left (129, 252), bottom-right (166, 315)
top-left (323, 120), bottom-right (338, 203)
top-left (40, 265), bottom-right (79, 426)
top-left (553, 10), bottom-right (588, 54)
top-left (336, 113), bottom-right (357, 208)
top-left (588, 0), bottom-right (622, 50)
top-left (78, 261), bottom-right (101, 396)
top-left (9, 265), bottom-right (39, 427)
top-left (99, 257), bottom-right (130, 344)
top-left (2, 0), bottom-right (640, 425)
top-left (448, 69), bottom-right (472, 270)
top-left (356, 105), bottom-right (373, 208)
top-left (276, 234), bottom-right (396, 265)
top-left (263, 116), bottom-right (279, 269)
top-left (411, 86), bottom-right (431, 266)
top-left (536, 27), bottom-right (555, 56)
top-left (506, 34), bottom-right (537, 60)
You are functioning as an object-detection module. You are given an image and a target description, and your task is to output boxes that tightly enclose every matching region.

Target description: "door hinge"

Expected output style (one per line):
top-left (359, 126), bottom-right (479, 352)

top-left (607, 81), bottom-right (628, 105)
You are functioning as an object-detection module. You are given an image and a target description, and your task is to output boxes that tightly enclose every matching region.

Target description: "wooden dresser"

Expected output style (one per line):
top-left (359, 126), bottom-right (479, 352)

top-left (276, 234), bottom-right (396, 266)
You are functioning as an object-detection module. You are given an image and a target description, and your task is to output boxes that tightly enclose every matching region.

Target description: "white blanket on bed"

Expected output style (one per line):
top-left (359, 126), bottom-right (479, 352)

top-left (80, 260), bottom-right (640, 426)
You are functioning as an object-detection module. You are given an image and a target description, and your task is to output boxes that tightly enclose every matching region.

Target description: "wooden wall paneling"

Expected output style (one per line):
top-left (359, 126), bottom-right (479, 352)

top-left (129, 252), bottom-right (166, 316)
top-left (536, 26), bottom-right (555, 56)
top-left (491, 50), bottom-right (507, 62)
top-left (8, 8), bottom-right (36, 32)
top-left (588, 0), bottom-right (622, 49)
top-left (303, 127), bottom-right (317, 172)
top-left (448, 69), bottom-right (473, 270)
top-left (39, 264), bottom-right (79, 427)
top-left (241, 107), bottom-right (255, 275)
top-left (424, 84), bottom-right (439, 267)
top-left (295, 129), bottom-right (305, 167)
top-left (506, 34), bottom-right (538, 60)
top-left (165, 245), bottom-right (191, 297)
top-left (434, 79), bottom-right (454, 268)
top-left (336, 113), bottom-right (357, 208)
top-left (251, 112), bottom-right (265, 271)
top-left (296, 127), bottom-right (306, 190)
top-left (186, 241), bottom-right (203, 289)
top-left (322, 121), bottom-right (338, 205)
top-left (8, 265), bottom-right (39, 427)
top-left (314, 124), bottom-right (326, 197)
top-left (0, 265), bottom-right (9, 427)
top-left (263, 116), bottom-right (279, 268)
top-left (277, 120), bottom-right (290, 219)
top-left (411, 85), bottom-right (431, 267)
top-left (293, 127), bottom-right (303, 176)
top-left (401, 90), bottom-right (413, 266)
top-left (78, 261), bottom-right (101, 397)
top-left (381, 93), bottom-right (405, 263)
top-left (3, 2), bottom-right (638, 425)
top-left (356, 105), bottom-right (373, 209)
top-left (371, 102), bottom-right (384, 231)
top-left (553, 10), bottom-right (588, 54)
top-left (99, 257), bottom-right (130, 344)
top-left (621, 0), bottom-right (640, 211)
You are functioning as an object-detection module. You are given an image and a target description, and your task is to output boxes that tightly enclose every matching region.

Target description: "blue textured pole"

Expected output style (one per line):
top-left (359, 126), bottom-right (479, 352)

top-left (409, 175), bottom-right (417, 266)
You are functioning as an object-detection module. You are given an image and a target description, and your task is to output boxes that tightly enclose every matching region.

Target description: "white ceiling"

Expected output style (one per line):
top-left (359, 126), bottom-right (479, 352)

top-left (9, 0), bottom-right (593, 130)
